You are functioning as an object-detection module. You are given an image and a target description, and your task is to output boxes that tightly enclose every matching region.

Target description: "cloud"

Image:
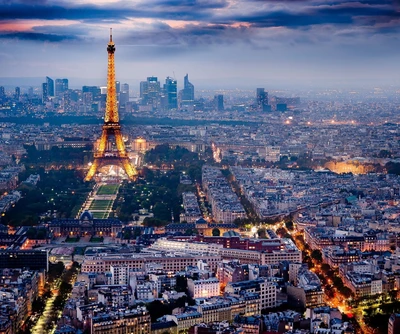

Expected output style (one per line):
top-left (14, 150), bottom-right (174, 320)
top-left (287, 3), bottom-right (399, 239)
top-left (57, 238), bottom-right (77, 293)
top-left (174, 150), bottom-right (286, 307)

top-left (0, 0), bottom-right (400, 54)
top-left (119, 22), bottom-right (254, 49)
top-left (222, 1), bottom-right (400, 29)
top-left (0, 0), bottom-right (226, 23)
top-left (0, 31), bottom-right (79, 42)
top-left (151, 0), bottom-right (228, 9)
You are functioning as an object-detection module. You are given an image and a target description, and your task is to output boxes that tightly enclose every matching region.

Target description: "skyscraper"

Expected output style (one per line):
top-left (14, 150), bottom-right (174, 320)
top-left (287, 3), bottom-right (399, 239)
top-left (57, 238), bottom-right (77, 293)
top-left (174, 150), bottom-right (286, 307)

top-left (121, 83), bottom-right (129, 94)
top-left (119, 91), bottom-right (129, 106)
top-left (180, 74), bottom-right (195, 105)
top-left (15, 87), bottom-right (20, 100)
top-left (256, 88), bottom-right (269, 112)
top-left (119, 83), bottom-right (130, 108)
top-left (214, 94), bottom-right (224, 111)
top-left (0, 86), bottom-right (4, 100)
top-left (115, 81), bottom-right (120, 94)
top-left (55, 78), bottom-right (69, 96)
top-left (46, 76), bottom-right (54, 97)
top-left (164, 76), bottom-right (177, 110)
top-left (42, 83), bottom-right (48, 103)
top-left (140, 77), bottom-right (160, 108)
top-left (82, 86), bottom-right (101, 101)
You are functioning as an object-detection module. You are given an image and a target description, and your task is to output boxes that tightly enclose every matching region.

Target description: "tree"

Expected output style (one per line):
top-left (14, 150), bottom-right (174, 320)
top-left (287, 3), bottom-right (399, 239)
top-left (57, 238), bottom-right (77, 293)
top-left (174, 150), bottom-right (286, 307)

top-left (153, 202), bottom-right (171, 222)
top-left (146, 300), bottom-right (171, 322)
top-left (212, 228), bottom-right (221, 236)
top-left (123, 229), bottom-right (132, 240)
top-left (285, 221), bottom-right (294, 231)
top-left (311, 249), bottom-right (323, 263)
top-left (333, 276), bottom-right (344, 289)
top-left (185, 228), bottom-right (198, 236)
top-left (175, 275), bottom-right (188, 293)
top-left (257, 228), bottom-right (266, 239)
top-left (340, 286), bottom-right (353, 299)
top-left (321, 263), bottom-right (330, 273)
top-left (143, 217), bottom-right (168, 227)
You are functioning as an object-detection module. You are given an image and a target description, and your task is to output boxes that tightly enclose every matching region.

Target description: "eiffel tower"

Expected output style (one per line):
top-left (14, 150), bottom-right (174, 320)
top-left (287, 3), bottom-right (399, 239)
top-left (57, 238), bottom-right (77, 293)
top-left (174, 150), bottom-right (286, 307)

top-left (85, 30), bottom-right (137, 181)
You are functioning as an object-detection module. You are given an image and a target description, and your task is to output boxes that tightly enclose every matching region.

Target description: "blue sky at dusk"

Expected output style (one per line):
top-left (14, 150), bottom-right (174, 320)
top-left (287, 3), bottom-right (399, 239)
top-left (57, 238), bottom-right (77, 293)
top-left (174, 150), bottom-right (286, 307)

top-left (1, 0), bottom-right (400, 89)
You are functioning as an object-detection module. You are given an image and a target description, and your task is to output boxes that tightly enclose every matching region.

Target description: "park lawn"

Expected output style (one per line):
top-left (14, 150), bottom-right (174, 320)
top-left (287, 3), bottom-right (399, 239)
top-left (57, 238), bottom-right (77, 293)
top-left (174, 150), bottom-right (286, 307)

top-left (97, 184), bottom-right (119, 195)
top-left (90, 236), bottom-right (104, 242)
top-left (92, 211), bottom-right (109, 219)
top-left (89, 200), bottom-right (113, 210)
top-left (65, 236), bottom-right (80, 243)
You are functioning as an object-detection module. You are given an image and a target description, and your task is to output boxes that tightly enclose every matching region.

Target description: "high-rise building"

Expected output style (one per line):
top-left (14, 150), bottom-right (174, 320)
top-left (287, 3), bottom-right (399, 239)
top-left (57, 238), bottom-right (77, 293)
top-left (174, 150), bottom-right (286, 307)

top-left (46, 76), bottom-right (54, 97)
top-left (55, 78), bottom-right (68, 96)
top-left (256, 88), bottom-right (269, 112)
top-left (0, 86), bottom-right (4, 98)
top-left (120, 83), bottom-right (129, 106)
top-left (15, 87), bottom-right (20, 100)
top-left (164, 76), bottom-right (177, 110)
top-left (115, 81), bottom-right (120, 93)
top-left (180, 73), bottom-right (195, 107)
top-left (119, 91), bottom-right (129, 106)
top-left (140, 81), bottom-right (147, 98)
top-left (214, 94), bottom-right (224, 111)
top-left (42, 83), bottom-right (48, 103)
top-left (28, 87), bottom-right (33, 99)
top-left (82, 86), bottom-right (101, 101)
top-left (140, 77), bottom-right (160, 108)
top-left (121, 83), bottom-right (129, 93)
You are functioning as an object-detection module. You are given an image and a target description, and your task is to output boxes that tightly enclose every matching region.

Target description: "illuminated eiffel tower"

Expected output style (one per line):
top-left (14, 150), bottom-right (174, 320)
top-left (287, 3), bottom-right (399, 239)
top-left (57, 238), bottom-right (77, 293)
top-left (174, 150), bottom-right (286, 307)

top-left (85, 30), bottom-right (137, 181)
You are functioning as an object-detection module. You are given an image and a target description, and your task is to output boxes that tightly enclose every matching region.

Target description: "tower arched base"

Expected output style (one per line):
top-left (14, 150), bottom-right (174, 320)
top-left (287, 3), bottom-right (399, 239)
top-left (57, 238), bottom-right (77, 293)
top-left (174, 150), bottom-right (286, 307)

top-left (85, 156), bottom-right (137, 182)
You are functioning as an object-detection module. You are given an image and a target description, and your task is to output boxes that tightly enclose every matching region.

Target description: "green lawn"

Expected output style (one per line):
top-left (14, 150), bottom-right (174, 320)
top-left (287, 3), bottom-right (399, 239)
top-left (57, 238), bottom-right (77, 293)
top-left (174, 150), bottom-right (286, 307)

top-left (65, 236), bottom-right (80, 243)
top-left (92, 211), bottom-right (109, 219)
top-left (89, 200), bottom-right (113, 211)
top-left (90, 236), bottom-right (104, 242)
top-left (97, 184), bottom-right (119, 195)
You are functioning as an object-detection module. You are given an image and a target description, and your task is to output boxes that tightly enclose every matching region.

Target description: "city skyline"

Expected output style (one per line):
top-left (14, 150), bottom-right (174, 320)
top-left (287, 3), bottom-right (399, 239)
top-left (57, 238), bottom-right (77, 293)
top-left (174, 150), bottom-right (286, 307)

top-left (1, 0), bottom-right (400, 89)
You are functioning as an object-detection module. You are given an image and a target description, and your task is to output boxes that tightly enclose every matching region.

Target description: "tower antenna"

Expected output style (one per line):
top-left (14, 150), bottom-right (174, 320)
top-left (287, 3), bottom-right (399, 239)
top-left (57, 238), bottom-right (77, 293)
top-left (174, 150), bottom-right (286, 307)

top-left (110, 28), bottom-right (113, 42)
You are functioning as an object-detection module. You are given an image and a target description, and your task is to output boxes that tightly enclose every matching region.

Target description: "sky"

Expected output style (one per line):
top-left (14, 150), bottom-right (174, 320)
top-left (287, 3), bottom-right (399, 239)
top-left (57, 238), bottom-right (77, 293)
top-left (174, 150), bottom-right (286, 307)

top-left (1, 0), bottom-right (400, 89)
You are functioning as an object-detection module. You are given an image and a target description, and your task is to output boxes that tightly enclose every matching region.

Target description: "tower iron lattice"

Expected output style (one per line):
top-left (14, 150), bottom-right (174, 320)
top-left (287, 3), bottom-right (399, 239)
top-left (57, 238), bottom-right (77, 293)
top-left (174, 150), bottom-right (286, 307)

top-left (85, 29), bottom-right (137, 181)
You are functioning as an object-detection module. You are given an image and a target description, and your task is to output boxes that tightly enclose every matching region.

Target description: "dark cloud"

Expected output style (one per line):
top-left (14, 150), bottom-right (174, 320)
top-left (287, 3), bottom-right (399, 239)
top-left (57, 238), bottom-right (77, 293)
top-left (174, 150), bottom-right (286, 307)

top-left (1, 0), bottom-right (400, 48)
top-left (0, 31), bottom-right (79, 42)
top-left (0, 0), bottom-right (48, 3)
top-left (0, 0), bottom-right (224, 22)
top-left (0, 3), bottom-right (130, 21)
top-left (151, 0), bottom-right (228, 9)
top-left (0, 0), bottom-right (398, 33)
top-left (220, 0), bottom-right (400, 30)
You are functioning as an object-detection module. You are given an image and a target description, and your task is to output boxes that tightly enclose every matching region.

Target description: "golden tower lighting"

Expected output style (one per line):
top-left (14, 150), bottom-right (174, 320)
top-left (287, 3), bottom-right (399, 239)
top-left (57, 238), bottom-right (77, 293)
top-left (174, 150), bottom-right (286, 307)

top-left (85, 29), bottom-right (137, 181)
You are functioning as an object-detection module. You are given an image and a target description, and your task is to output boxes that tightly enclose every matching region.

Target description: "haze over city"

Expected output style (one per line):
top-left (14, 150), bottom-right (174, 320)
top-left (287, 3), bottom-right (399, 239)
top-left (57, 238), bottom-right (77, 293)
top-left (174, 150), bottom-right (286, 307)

top-left (1, 0), bottom-right (400, 88)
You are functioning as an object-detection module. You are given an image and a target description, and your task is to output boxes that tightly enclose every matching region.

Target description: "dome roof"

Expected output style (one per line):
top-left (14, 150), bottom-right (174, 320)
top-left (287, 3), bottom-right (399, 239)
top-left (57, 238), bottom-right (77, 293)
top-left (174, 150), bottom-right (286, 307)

top-left (223, 230), bottom-right (240, 237)
top-left (80, 210), bottom-right (94, 221)
top-left (195, 218), bottom-right (207, 225)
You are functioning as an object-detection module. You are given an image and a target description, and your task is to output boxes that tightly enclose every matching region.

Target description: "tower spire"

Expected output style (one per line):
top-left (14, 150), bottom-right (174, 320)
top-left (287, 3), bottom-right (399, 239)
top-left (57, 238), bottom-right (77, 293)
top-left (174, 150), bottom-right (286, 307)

top-left (110, 28), bottom-right (112, 42)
